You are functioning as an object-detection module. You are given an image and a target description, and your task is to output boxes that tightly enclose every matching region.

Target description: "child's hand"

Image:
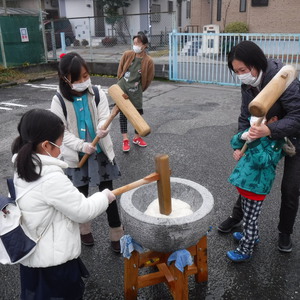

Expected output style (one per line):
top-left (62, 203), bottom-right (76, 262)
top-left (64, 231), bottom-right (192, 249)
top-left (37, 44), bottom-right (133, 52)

top-left (96, 128), bottom-right (109, 138)
top-left (233, 149), bottom-right (243, 161)
top-left (82, 142), bottom-right (96, 154)
top-left (102, 189), bottom-right (116, 204)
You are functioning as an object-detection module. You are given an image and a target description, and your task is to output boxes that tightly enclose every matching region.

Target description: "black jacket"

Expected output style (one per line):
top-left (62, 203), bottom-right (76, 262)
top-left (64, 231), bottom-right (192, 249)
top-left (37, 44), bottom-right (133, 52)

top-left (238, 59), bottom-right (300, 139)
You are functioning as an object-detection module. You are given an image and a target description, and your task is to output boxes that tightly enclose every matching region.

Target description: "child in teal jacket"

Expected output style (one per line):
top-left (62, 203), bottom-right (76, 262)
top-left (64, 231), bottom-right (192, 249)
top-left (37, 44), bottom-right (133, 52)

top-left (227, 104), bottom-right (288, 262)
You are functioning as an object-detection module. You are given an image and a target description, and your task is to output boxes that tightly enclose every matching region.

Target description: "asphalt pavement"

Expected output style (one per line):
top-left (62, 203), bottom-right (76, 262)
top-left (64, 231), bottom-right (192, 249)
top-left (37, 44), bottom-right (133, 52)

top-left (0, 76), bottom-right (299, 300)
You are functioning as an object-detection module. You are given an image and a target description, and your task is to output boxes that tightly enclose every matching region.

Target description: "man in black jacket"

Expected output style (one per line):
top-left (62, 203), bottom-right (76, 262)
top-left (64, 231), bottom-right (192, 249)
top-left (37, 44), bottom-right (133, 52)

top-left (218, 41), bottom-right (300, 253)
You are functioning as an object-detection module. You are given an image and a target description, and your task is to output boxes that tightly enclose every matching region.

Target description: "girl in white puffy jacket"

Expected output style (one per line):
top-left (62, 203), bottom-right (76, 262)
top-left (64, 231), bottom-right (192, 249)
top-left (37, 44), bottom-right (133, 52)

top-left (12, 109), bottom-right (115, 300)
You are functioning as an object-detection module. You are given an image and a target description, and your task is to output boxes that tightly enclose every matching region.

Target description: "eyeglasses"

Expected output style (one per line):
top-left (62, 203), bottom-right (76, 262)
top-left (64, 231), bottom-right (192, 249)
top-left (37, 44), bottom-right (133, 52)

top-left (49, 141), bottom-right (61, 149)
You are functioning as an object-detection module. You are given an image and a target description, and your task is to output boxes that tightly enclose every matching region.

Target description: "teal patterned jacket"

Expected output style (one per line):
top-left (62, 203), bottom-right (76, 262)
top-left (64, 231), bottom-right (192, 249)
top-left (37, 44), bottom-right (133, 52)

top-left (228, 131), bottom-right (286, 195)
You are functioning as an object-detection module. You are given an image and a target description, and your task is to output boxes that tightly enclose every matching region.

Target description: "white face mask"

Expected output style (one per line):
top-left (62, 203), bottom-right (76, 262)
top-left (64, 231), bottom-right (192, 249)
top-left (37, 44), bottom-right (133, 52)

top-left (237, 72), bottom-right (257, 85)
top-left (72, 78), bottom-right (91, 92)
top-left (133, 45), bottom-right (142, 54)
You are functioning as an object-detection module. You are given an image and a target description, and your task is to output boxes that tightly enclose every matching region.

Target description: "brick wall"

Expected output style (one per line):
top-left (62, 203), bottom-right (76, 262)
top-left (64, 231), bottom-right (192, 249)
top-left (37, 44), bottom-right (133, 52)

top-left (191, 0), bottom-right (300, 33)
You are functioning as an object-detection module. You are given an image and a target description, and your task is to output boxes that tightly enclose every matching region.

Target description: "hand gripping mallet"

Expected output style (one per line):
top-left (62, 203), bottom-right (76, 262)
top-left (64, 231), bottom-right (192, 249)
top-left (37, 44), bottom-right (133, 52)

top-left (78, 105), bottom-right (120, 168)
top-left (240, 65), bottom-right (297, 155)
top-left (112, 154), bottom-right (172, 215)
top-left (108, 84), bottom-right (151, 137)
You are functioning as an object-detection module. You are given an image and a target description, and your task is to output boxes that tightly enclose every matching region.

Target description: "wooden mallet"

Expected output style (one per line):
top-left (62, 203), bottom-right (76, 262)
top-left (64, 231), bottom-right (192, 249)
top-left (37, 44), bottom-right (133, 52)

top-left (108, 84), bottom-right (151, 137)
top-left (240, 65), bottom-right (297, 155)
top-left (78, 105), bottom-right (120, 168)
top-left (112, 154), bottom-right (172, 215)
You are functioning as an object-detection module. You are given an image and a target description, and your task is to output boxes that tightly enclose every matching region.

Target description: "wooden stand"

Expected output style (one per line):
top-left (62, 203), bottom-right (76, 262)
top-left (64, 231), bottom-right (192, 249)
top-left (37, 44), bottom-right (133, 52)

top-left (124, 235), bottom-right (208, 300)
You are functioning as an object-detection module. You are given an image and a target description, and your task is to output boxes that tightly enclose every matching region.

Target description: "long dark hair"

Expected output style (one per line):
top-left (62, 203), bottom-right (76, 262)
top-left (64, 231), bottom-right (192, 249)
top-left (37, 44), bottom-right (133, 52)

top-left (11, 109), bottom-right (65, 182)
top-left (58, 52), bottom-right (90, 101)
top-left (228, 41), bottom-right (268, 74)
top-left (133, 32), bottom-right (149, 46)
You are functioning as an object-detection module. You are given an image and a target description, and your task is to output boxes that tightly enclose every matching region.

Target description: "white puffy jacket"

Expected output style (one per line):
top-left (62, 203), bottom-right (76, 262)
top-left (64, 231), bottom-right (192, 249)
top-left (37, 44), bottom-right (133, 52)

top-left (13, 154), bottom-right (109, 268)
top-left (50, 85), bottom-right (115, 168)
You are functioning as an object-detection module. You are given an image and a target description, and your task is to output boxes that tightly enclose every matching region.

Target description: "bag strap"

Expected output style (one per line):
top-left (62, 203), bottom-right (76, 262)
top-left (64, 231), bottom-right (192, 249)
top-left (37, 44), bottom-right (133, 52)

top-left (92, 85), bottom-right (100, 106)
top-left (56, 86), bottom-right (100, 120)
top-left (56, 92), bottom-right (67, 120)
top-left (15, 172), bottom-right (60, 240)
top-left (15, 173), bottom-right (59, 201)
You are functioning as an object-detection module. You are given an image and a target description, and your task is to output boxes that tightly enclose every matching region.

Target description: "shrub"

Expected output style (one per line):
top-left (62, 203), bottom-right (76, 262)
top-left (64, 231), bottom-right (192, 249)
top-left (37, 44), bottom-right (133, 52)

top-left (224, 22), bottom-right (249, 33)
top-left (81, 39), bottom-right (89, 46)
top-left (102, 36), bottom-right (117, 47)
top-left (73, 39), bottom-right (80, 46)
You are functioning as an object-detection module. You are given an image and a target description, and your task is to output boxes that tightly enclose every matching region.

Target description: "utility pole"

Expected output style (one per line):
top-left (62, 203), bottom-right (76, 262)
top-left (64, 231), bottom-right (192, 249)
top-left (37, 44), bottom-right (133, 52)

top-left (37, 0), bottom-right (48, 63)
top-left (3, 0), bottom-right (7, 16)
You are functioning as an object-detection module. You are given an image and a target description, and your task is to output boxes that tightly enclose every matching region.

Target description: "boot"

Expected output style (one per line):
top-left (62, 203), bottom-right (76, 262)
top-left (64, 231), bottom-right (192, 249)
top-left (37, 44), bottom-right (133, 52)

top-left (109, 226), bottom-right (124, 253)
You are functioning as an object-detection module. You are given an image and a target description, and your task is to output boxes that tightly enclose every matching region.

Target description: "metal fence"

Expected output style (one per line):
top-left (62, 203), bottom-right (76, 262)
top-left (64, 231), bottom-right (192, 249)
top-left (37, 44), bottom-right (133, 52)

top-left (46, 12), bottom-right (175, 63)
top-left (169, 33), bottom-right (300, 85)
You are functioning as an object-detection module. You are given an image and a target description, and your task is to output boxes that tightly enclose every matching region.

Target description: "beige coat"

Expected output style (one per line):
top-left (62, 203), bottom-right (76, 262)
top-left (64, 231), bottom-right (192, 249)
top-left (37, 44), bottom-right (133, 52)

top-left (117, 50), bottom-right (154, 91)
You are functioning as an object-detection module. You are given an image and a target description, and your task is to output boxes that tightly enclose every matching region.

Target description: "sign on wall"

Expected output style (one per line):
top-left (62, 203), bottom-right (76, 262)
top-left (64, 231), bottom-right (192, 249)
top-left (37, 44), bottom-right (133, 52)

top-left (20, 28), bottom-right (29, 42)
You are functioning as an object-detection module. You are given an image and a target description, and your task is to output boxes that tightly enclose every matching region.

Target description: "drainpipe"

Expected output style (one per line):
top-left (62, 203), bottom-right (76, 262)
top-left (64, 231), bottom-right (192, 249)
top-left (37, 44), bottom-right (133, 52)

top-left (210, 0), bottom-right (213, 24)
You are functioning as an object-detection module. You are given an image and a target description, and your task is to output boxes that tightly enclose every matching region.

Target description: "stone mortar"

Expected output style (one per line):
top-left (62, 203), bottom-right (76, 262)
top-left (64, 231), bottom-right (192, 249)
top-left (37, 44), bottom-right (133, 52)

top-left (120, 177), bottom-right (214, 253)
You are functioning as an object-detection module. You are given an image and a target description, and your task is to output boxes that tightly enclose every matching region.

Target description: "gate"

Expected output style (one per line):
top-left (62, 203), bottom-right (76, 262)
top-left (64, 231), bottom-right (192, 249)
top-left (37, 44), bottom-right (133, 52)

top-left (169, 32), bottom-right (300, 86)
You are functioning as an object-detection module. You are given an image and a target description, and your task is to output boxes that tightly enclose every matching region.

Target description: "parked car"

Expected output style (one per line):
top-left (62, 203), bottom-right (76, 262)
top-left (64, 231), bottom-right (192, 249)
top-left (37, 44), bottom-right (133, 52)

top-left (44, 19), bottom-right (75, 50)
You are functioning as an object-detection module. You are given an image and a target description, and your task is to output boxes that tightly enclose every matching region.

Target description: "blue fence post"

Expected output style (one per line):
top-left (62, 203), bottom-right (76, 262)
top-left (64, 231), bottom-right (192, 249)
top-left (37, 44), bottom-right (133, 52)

top-left (60, 32), bottom-right (66, 54)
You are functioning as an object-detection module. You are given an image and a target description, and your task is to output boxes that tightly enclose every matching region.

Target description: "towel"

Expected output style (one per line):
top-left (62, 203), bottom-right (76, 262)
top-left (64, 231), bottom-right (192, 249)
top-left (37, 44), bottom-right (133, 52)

top-left (167, 249), bottom-right (193, 272)
top-left (120, 234), bottom-right (144, 259)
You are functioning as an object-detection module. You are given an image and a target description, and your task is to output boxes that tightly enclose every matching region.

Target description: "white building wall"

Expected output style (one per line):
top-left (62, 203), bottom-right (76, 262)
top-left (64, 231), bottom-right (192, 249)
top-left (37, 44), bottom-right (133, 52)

top-left (60, 0), bottom-right (95, 42)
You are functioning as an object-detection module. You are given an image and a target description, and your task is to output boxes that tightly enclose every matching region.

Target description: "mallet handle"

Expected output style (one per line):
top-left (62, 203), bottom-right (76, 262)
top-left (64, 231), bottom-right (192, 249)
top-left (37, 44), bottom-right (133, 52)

top-left (77, 105), bottom-right (120, 168)
top-left (112, 172), bottom-right (160, 196)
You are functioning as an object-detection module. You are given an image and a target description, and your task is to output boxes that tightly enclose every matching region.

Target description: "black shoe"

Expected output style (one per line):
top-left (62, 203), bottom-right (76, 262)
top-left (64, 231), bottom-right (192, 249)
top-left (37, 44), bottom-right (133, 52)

top-left (111, 241), bottom-right (121, 253)
top-left (278, 233), bottom-right (292, 253)
top-left (218, 217), bottom-right (242, 233)
top-left (81, 233), bottom-right (94, 246)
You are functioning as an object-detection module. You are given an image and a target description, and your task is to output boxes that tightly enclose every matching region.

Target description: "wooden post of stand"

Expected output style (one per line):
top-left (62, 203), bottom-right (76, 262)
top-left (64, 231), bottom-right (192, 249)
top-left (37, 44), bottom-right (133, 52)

top-left (124, 251), bottom-right (139, 300)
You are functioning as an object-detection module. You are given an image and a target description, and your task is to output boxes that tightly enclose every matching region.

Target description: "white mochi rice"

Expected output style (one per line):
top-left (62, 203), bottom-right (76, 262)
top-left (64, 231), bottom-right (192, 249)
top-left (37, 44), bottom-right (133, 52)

top-left (144, 198), bottom-right (193, 218)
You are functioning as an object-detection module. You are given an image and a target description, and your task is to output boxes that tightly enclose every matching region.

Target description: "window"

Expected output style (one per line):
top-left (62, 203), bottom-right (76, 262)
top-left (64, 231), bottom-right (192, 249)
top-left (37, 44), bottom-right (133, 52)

top-left (217, 0), bottom-right (222, 21)
top-left (168, 1), bottom-right (173, 13)
top-left (240, 0), bottom-right (247, 12)
top-left (151, 4), bottom-right (161, 23)
top-left (186, 1), bottom-right (191, 19)
top-left (251, 0), bottom-right (268, 6)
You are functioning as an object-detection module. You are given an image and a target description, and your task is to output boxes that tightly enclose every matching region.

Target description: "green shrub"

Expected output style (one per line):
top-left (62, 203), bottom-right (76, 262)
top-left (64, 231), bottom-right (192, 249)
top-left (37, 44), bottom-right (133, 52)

top-left (81, 39), bottom-right (89, 46)
top-left (73, 39), bottom-right (80, 46)
top-left (224, 22), bottom-right (248, 33)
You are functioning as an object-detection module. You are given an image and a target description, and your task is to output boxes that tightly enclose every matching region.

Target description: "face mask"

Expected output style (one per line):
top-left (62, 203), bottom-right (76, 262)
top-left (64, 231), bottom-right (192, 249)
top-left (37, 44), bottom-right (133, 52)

top-left (237, 72), bottom-right (257, 85)
top-left (251, 70), bottom-right (263, 87)
top-left (72, 78), bottom-right (91, 92)
top-left (133, 45), bottom-right (142, 54)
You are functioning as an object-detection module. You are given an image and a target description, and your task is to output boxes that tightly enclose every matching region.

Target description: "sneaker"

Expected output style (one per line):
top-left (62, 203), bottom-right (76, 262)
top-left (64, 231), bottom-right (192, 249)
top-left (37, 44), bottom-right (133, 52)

top-left (227, 249), bottom-right (251, 262)
top-left (278, 233), bottom-right (292, 253)
top-left (233, 232), bottom-right (259, 244)
top-left (122, 139), bottom-right (130, 152)
top-left (218, 216), bottom-right (243, 233)
top-left (81, 233), bottom-right (94, 246)
top-left (133, 137), bottom-right (147, 147)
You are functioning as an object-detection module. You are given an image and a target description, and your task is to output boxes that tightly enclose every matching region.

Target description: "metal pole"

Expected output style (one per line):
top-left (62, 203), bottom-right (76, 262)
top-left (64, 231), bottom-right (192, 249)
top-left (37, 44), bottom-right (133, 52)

top-left (0, 26), bottom-right (7, 68)
top-left (3, 0), bottom-right (7, 16)
top-left (37, 0), bottom-right (48, 63)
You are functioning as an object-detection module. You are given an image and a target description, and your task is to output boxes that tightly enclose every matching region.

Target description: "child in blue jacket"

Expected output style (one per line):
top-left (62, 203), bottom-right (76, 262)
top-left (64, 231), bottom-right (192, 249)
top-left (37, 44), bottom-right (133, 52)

top-left (227, 103), bottom-right (290, 262)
